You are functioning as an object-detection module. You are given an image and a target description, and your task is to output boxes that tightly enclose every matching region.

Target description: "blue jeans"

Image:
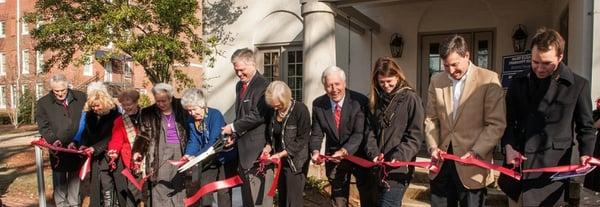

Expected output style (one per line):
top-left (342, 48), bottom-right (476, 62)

top-left (379, 174), bottom-right (410, 207)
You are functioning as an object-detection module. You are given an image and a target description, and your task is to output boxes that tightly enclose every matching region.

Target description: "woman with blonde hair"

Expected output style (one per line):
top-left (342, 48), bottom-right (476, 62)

top-left (79, 82), bottom-right (133, 207)
top-left (364, 57), bottom-right (424, 207)
top-left (262, 81), bottom-right (311, 207)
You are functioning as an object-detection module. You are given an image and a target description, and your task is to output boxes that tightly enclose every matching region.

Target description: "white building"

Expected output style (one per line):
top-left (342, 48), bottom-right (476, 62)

top-left (203, 0), bottom-right (599, 120)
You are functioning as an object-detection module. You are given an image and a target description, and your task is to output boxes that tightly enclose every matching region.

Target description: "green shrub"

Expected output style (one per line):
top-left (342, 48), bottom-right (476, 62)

top-left (138, 94), bottom-right (152, 108)
top-left (18, 89), bottom-right (35, 125)
top-left (0, 112), bottom-right (10, 125)
top-left (305, 176), bottom-right (328, 194)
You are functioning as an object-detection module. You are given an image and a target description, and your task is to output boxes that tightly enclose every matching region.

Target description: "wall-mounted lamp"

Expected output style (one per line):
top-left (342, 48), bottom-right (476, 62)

top-left (390, 33), bottom-right (404, 58)
top-left (512, 24), bottom-right (528, 53)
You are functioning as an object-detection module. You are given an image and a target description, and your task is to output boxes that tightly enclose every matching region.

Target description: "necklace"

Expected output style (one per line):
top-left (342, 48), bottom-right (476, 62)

top-left (277, 104), bottom-right (292, 119)
top-left (164, 114), bottom-right (174, 128)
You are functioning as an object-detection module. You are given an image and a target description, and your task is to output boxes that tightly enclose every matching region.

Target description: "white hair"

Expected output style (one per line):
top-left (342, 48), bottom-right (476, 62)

top-left (152, 83), bottom-right (174, 97)
top-left (231, 48), bottom-right (256, 64)
top-left (321, 66), bottom-right (347, 84)
top-left (180, 88), bottom-right (207, 108)
top-left (86, 81), bottom-right (110, 97)
top-left (49, 74), bottom-right (69, 87)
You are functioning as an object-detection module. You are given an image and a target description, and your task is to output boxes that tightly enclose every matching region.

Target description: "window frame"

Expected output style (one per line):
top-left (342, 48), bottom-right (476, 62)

top-left (22, 49), bottom-right (30, 74)
top-left (0, 52), bottom-right (5, 76)
top-left (256, 43), bottom-right (304, 102)
top-left (36, 83), bottom-right (44, 100)
top-left (84, 55), bottom-right (94, 76)
top-left (0, 21), bottom-right (5, 38)
top-left (36, 50), bottom-right (44, 74)
top-left (21, 21), bottom-right (29, 35)
top-left (0, 85), bottom-right (6, 109)
top-left (10, 84), bottom-right (17, 108)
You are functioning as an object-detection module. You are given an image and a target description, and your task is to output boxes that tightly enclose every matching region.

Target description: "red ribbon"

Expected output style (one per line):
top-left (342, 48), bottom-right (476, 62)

top-left (120, 169), bottom-right (152, 191)
top-left (31, 138), bottom-right (84, 154)
top-left (316, 152), bottom-right (520, 180)
top-left (31, 138), bottom-right (92, 180)
top-left (255, 154), bottom-right (282, 197)
top-left (184, 176), bottom-right (244, 207)
top-left (522, 157), bottom-right (600, 173)
top-left (319, 154), bottom-right (439, 190)
top-left (342, 155), bottom-right (438, 172)
top-left (79, 151), bottom-right (92, 180)
top-left (439, 152), bottom-right (522, 180)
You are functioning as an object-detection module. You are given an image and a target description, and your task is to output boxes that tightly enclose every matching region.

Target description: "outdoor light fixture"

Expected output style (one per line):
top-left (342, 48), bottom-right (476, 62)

top-left (512, 24), bottom-right (528, 53)
top-left (390, 33), bottom-right (404, 58)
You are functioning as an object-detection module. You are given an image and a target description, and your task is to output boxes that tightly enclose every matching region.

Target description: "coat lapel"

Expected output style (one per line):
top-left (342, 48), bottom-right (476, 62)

top-left (339, 94), bottom-right (352, 138)
top-left (537, 75), bottom-right (560, 113)
top-left (455, 66), bottom-right (477, 123)
top-left (441, 76), bottom-right (454, 128)
top-left (235, 81), bottom-right (242, 113)
top-left (537, 63), bottom-right (574, 113)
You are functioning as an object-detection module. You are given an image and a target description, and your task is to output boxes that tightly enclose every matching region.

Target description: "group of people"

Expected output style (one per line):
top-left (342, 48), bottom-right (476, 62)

top-left (36, 27), bottom-right (597, 207)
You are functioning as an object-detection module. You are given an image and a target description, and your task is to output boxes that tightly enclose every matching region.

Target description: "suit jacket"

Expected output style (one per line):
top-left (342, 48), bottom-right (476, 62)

top-left (233, 73), bottom-right (271, 169)
top-left (36, 89), bottom-right (87, 171)
top-left (310, 90), bottom-right (368, 156)
top-left (424, 64), bottom-right (506, 189)
top-left (498, 63), bottom-right (596, 205)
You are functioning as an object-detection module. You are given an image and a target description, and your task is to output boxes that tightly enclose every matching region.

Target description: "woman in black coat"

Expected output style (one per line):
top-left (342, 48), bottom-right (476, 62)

top-left (80, 83), bottom-right (131, 207)
top-left (364, 57), bottom-right (424, 207)
top-left (263, 81), bottom-right (311, 207)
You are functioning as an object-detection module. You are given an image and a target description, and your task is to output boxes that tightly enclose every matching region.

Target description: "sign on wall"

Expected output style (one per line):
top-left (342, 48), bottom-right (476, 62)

top-left (501, 53), bottom-right (531, 89)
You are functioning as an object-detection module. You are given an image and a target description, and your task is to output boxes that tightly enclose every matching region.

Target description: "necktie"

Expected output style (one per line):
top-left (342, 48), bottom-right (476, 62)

top-left (240, 82), bottom-right (248, 100)
top-left (334, 103), bottom-right (341, 130)
top-left (63, 99), bottom-right (70, 116)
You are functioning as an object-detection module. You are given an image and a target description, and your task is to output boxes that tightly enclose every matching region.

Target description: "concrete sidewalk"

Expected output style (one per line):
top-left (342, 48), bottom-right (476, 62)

top-left (0, 131), bottom-right (40, 148)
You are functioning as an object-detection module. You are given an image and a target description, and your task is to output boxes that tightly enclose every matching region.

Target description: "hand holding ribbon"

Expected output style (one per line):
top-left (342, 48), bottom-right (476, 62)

top-left (107, 150), bottom-right (119, 171)
top-left (31, 138), bottom-right (93, 180)
top-left (505, 145), bottom-right (526, 169)
top-left (168, 155), bottom-right (190, 167)
top-left (311, 150), bottom-right (325, 165)
top-left (522, 156), bottom-right (600, 174)
top-left (132, 152), bottom-right (143, 173)
top-left (255, 152), bottom-right (282, 197)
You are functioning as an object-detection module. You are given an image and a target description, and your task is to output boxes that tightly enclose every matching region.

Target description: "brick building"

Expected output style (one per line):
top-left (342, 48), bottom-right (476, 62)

top-left (0, 0), bottom-right (205, 114)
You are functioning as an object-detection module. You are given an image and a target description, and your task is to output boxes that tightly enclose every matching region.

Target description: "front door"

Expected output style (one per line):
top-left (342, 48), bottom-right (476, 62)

top-left (419, 30), bottom-right (494, 101)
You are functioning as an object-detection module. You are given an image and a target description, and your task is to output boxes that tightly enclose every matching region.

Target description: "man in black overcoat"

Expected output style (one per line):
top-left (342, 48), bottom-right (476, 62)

top-left (36, 74), bottom-right (86, 207)
top-left (499, 28), bottom-right (596, 207)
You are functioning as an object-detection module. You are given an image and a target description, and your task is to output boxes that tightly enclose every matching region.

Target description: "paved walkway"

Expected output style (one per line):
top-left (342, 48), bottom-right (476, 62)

top-left (0, 131), bottom-right (40, 148)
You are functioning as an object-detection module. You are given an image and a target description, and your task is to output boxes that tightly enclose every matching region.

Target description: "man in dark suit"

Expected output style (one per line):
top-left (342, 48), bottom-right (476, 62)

top-left (222, 48), bottom-right (273, 207)
top-left (499, 28), bottom-right (596, 207)
top-left (36, 74), bottom-right (86, 207)
top-left (310, 66), bottom-right (374, 207)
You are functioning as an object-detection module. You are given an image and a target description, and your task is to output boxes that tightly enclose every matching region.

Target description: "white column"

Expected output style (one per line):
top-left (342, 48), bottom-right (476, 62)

top-left (592, 0), bottom-right (600, 101)
top-left (302, 0), bottom-right (336, 110)
top-left (567, 0), bottom-right (593, 81)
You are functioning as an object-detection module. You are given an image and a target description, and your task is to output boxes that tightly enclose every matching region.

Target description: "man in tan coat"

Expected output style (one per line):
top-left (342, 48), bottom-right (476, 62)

top-left (424, 35), bottom-right (506, 207)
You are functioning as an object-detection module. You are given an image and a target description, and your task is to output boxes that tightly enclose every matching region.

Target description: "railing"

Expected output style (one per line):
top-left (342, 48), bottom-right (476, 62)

top-left (35, 145), bottom-right (47, 207)
top-left (74, 74), bottom-right (102, 91)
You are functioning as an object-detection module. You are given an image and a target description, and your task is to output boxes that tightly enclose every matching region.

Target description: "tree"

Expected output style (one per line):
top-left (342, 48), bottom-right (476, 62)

top-left (18, 89), bottom-right (35, 125)
top-left (24, 0), bottom-right (217, 86)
